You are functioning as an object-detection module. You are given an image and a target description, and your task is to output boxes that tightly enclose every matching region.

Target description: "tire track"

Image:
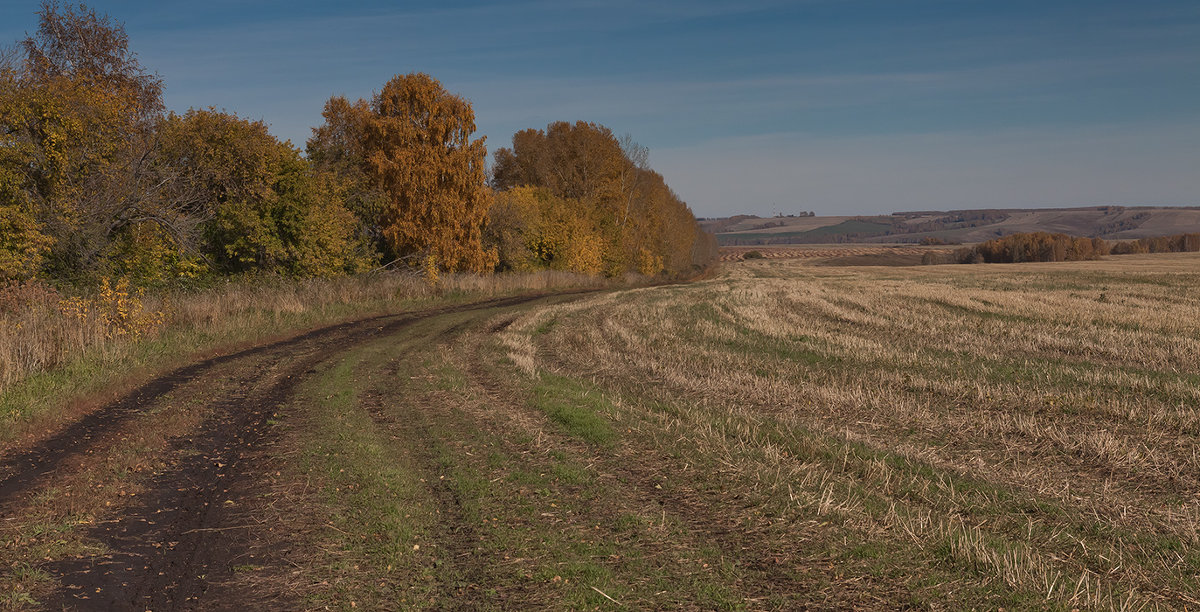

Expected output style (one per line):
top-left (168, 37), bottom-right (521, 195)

top-left (44, 312), bottom-right (419, 610)
top-left (354, 314), bottom-right (511, 606)
top-left (361, 387), bottom-right (488, 609)
top-left (0, 292), bottom-right (590, 611)
top-left (0, 293), bottom-right (561, 512)
top-left (0, 317), bottom-right (388, 509)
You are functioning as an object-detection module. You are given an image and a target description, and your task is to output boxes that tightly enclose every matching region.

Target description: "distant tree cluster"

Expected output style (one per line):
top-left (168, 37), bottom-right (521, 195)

top-left (923, 231), bottom-right (1200, 266)
top-left (1110, 233), bottom-right (1200, 255)
top-left (972, 233), bottom-right (1109, 263)
top-left (1, 3), bottom-right (714, 287)
top-left (925, 232), bottom-right (1110, 265)
top-left (918, 236), bottom-right (961, 246)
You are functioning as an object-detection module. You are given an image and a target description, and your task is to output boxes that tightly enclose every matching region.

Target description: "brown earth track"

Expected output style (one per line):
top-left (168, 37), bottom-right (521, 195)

top-left (43, 320), bottom-right (386, 610)
top-left (0, 316), bottom-right (389, 509)
top-left (0, 291), bottom-right (592, 611)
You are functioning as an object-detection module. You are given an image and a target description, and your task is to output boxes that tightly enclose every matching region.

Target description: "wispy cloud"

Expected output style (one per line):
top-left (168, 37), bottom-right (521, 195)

top-left (3, 0), bottom-right (1197, 214)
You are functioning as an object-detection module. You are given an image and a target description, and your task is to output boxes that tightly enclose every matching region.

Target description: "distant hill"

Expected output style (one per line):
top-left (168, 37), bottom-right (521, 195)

top-left (701, 206), bottom-right (1200, 246)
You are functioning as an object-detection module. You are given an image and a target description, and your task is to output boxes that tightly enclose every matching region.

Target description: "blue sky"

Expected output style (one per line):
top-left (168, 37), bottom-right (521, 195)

top-left (2, 1), bottom-right (1198, 216)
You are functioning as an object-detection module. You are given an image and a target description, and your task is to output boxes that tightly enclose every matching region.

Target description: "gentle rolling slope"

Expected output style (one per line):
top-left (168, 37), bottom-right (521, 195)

top-left (2, 254), bottom-right (1199, 609)
top-left (706, 206), bottom-right (1200, 245)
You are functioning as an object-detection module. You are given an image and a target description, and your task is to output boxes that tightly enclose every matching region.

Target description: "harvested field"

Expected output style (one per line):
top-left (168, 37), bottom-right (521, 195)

top-left (490, 252), bottom-right (1200, 609)
top-left (2, 253), bottom-right (1199, 609)
top-left (719, 244), bottom-right (953, 263)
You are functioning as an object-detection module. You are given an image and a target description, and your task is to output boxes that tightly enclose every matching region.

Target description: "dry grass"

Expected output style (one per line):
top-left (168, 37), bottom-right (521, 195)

top-left (0, 270), bottom-right (603, 440)
top-left (0, 270), bottom-right (602, 391)
top-left (497, 252), bottom-right (1200, 609)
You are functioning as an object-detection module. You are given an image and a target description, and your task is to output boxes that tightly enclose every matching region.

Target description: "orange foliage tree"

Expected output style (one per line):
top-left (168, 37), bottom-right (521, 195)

top-left (491, 121), bottom-right (715, 276)
top-left (972, 232), bottom-right (1108, 263)
top-left (486, 186), bottom-right (605, 274)
top-left (309, 73), bottom-right (495, 273)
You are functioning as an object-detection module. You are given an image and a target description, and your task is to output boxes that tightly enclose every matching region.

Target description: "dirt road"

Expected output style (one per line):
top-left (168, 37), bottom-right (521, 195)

top-left (0, 293), bottom-right (585, 610)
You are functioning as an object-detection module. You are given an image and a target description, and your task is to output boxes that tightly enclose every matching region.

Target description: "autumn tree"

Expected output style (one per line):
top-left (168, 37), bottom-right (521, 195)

top-left (491, 120), bottom-right (715, 277)
top-left (0, 1), bottom-right (188, 280)
top-left (1, 2), bottom-right (382, 284)
top-left (0, 192), bottom-right (53, 281)
top-left (971, 232), bottom-right (1108, 263)
top-left (306, 95), bottom-right (388, 257)
top-left (617, 134), bottom-right (649, 227)
top-left (482, 187), bottom-right (536, 272)
top-left (161, 108), bottom-right (371, 277)
top-left (1111, 233), bottom-right (1200, 255)
top-left (309, 73), bottom-right (495, 273)
top-left (486, 186), bottom-right (605, 274)
top-left (493, 122), bottom-right (626, 204)
top-left (0, 55), bottom-right (53, 279)
top-left (493, 122), bottom-right (639, 273)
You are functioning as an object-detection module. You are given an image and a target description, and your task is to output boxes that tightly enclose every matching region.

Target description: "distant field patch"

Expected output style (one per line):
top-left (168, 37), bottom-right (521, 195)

top-left (719, 244), bottom-right (951, 263)
top-left (719, 219), bottom-right (894, 245)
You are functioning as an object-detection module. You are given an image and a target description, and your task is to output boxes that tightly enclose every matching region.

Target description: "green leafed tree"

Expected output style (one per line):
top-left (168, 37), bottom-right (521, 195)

top-left (161, 108), bottom-right (373, 277)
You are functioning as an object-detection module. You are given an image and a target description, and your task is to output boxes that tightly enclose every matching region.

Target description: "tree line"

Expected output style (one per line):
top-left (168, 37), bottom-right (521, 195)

top-left (0, 2), bottom-right (714, 287)
top-left (924, 231), bottom-right (1200, 265)
top-left (1109, 233), bottom-right (1200, 255)
top-left (972, 232), bottom-right (1109, 263)
top-left (489, 121), bottom-right (715, 276)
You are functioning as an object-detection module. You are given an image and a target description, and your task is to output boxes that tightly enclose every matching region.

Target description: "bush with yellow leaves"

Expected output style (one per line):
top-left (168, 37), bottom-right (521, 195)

top-left (59, 277), bottom-right (165, 340)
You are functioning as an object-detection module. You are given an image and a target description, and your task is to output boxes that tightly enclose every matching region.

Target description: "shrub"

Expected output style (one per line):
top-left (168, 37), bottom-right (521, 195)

top-left (743, 251), bottom-right (765, 260)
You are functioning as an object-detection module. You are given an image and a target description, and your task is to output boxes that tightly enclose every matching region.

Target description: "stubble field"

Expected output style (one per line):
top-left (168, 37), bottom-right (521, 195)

top-left (481, 253), bottom-right (1200, 609)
